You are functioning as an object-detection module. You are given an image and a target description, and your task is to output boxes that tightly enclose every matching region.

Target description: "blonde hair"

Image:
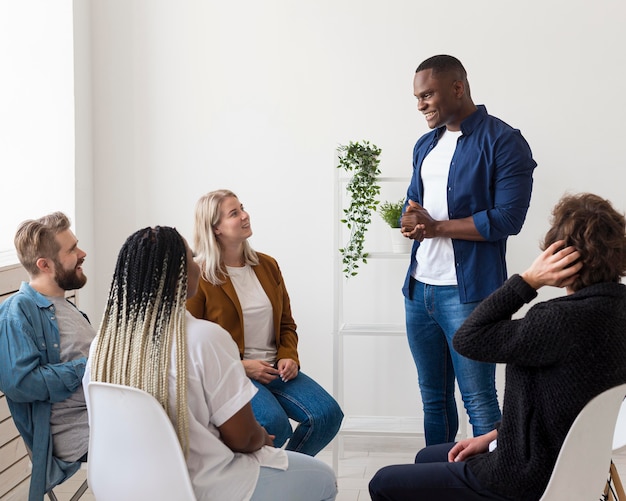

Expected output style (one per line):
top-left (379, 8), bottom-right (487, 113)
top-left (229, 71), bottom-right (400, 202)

top-left (14, 211), bottom-right (71, 276)
top-left (193, 189), bottom-right (258, 285)
top-left (91, 226), bottom-right (189, 454)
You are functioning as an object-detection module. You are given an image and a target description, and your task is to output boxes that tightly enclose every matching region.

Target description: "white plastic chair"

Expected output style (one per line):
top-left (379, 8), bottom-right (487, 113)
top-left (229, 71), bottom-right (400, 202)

top-left (607, 398), bottom-right (626, 500)
top-left (613, 398), bottom-right (626, 454)
top-left (86, 382), bottom-right (196, 501)
top-left (539, 382), bottom-right (626, 501)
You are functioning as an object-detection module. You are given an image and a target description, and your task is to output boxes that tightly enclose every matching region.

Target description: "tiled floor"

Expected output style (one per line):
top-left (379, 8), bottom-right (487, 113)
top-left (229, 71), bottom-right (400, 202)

top-left (54, 436), bottom-right (626, 501)
top-left (327, 436), bottom-right (422, 501)
top-left (55, 436), bottom-right (419, 501)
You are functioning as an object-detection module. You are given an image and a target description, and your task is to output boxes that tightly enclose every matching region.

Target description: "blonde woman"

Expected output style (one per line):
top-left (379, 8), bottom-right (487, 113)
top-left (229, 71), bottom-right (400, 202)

top-left (187, 190), bottom-right (343, 456)
top-left (84, 226), bottom-right (337, 501)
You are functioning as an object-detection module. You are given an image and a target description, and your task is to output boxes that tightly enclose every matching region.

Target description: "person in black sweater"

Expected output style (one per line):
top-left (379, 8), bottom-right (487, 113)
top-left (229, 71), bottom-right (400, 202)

top-left (370, 192), bottom-right (626, 501)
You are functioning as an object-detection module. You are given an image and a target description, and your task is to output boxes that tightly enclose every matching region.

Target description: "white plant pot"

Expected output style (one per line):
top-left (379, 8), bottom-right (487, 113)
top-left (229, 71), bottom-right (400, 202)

top-left (389, 228), bottom-right (412, 254)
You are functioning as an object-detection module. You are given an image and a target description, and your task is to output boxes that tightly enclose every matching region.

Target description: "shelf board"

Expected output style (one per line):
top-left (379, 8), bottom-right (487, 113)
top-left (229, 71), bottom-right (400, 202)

top-left (363, 251), bottom-right (410, 259)
top-left (337, 176), bottom-right (408, 183)
top-left (337, 323), bottom-right (406, 336)
top-left (338, 415), bottom-right (423, 437)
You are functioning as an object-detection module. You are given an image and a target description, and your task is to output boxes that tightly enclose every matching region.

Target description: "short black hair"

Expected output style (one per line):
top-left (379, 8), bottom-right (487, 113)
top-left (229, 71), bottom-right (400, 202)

top-left (416, 54), bottom-right (467, 81)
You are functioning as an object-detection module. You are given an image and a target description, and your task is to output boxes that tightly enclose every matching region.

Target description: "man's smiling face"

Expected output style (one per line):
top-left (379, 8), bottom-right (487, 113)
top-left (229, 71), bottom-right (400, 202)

top-left (413, 68), bottom-right (464, 131)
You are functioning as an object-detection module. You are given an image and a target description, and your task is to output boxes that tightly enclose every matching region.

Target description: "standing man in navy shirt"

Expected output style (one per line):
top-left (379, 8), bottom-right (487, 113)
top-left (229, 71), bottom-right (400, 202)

top-left (401, 55), bottom-right (536, 446)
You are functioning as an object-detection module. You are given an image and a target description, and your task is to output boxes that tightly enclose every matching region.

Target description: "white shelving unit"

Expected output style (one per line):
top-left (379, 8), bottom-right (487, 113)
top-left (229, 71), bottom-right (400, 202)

top-left (332, 174), bottom-right (424, 472)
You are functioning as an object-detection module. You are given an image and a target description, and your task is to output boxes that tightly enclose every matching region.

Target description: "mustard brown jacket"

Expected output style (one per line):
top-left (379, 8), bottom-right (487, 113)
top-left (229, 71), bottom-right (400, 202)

top-left (186, 253), bottom-right (300, 366)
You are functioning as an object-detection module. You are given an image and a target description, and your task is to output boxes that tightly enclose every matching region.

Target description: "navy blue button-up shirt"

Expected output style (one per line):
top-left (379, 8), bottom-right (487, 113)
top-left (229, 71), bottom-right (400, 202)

top-left (402, 105), bottom-right (537, 303)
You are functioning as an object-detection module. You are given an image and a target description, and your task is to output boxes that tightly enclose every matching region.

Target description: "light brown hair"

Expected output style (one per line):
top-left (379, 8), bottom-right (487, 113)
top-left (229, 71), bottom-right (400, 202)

top-left (14, 212), bottom-right (71, 276)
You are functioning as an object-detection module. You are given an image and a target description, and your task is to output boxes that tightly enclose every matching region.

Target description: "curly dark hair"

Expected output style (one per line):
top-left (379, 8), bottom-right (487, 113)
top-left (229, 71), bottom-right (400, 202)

top-left (542, 193), bottom-right (626, 291)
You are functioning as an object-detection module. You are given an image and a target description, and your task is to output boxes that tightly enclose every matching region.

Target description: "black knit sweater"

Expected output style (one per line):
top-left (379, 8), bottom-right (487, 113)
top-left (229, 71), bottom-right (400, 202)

top-left (453, 274), bottom-right (626, 501)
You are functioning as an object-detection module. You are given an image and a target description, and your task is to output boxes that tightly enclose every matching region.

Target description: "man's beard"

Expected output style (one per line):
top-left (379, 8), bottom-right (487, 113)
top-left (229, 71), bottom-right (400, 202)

top-left (54, 259), bottom-right (87, 291)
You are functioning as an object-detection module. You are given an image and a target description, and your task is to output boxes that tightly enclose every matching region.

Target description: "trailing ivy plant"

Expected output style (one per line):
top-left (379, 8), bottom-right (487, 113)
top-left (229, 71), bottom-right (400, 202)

top-left (337, 140), bottom-right (381, 278)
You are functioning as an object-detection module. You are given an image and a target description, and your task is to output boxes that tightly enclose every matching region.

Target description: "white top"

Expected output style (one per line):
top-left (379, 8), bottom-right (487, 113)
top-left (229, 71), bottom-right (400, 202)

top-left (227, 265), bottom-right (276, 363)
top-left (84, 312), bottom-right (287, 501)
top-left (413, 129), bottom-right (462, 285)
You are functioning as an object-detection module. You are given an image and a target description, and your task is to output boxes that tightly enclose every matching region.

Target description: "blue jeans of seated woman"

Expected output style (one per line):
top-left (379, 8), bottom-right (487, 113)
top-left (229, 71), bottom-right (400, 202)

top-left (251, 371), bottom-right (344, 456)
top-left (405, 279), bottom-right (501, 445)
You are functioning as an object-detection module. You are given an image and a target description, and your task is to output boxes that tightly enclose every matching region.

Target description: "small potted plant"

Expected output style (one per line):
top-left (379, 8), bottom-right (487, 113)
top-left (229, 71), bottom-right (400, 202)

top-left (378, 198), bottom-right (412, 253)
top-left (378, 199), bottom-right (404, 228)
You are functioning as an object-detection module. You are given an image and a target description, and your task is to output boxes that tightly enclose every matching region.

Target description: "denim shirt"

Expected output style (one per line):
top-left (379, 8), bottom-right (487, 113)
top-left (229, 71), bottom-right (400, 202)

top-left (402, 105), bottom-right (537, 303)
top-left (0, 282), bottom-right (88, 501)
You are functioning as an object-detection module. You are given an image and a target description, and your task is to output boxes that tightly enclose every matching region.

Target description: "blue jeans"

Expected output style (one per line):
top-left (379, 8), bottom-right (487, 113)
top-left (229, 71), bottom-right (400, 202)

top-left (405, 279), bottom-right (501, 445)
top-left (369, 443), bottom-right (507, 500)
top-left (250, 450), bottom-right (337, 501)
top-left (251, 371), bottom-right (344, 456)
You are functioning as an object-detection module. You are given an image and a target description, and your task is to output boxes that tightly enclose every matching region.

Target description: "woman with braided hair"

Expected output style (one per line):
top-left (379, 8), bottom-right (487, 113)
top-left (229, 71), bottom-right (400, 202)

top-left (84, 226), bottom-right (337, 501)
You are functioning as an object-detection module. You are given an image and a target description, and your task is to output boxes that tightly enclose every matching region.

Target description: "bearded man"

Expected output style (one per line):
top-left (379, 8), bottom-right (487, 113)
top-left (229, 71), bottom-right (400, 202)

top-left (0, 212), bottom-right (94, 501)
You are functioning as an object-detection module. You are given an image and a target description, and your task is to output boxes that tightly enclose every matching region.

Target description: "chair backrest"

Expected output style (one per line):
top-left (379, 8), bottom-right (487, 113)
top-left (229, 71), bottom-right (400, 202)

top-left (613, 398), bottom-right (626, 453)
top-left (86, 382), bottom-right (196, 501)
top-left (539, 382), bottom-right (626, 501)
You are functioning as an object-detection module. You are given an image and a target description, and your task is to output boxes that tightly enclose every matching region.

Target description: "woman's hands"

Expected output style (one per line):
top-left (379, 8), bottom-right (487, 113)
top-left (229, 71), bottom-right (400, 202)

top-left (242, 360), bottom-right (280, 384)
top-left (448, 429), bottom-right (497, 463)
top-left (276, 358), bottom-right (298, 382)
top-left (521, 240), bottom-right (582, 291)
top-left (242, 358), bottom-right (298, 383)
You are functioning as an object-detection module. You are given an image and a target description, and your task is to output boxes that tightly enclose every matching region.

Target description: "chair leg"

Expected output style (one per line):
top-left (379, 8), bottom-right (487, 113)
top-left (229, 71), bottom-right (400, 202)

top-left (69, 479), bottom-right (89, 501)
top-left (46, 478), bottom-right (88, 501)
top-left (611, 461), bottom-right (626, 500)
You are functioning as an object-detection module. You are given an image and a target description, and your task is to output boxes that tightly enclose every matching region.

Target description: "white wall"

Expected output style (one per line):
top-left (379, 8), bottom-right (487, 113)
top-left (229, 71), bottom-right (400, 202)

top-left (0, 1), bottom-right (75, 254)
top-left (75, 0), bottom-right (626, 418)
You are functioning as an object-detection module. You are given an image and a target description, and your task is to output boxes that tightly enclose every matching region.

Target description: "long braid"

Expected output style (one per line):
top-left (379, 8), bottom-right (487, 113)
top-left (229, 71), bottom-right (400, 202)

top-left (92, 227), bottom-right (189, 455)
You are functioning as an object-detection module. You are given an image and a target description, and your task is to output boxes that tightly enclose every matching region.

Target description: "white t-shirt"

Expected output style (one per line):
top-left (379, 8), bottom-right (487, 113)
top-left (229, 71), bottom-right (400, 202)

top-left (413, 129), bottom-right (462, 285)
top-left (227, 265), bottom-right (276, 363)
top-left (84, 313), bottom-right (287, 501)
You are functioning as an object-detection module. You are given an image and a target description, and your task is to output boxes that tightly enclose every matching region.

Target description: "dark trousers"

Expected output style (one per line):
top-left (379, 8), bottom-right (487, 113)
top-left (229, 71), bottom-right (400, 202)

top-left (369, 443), bottom-right (508, 501)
